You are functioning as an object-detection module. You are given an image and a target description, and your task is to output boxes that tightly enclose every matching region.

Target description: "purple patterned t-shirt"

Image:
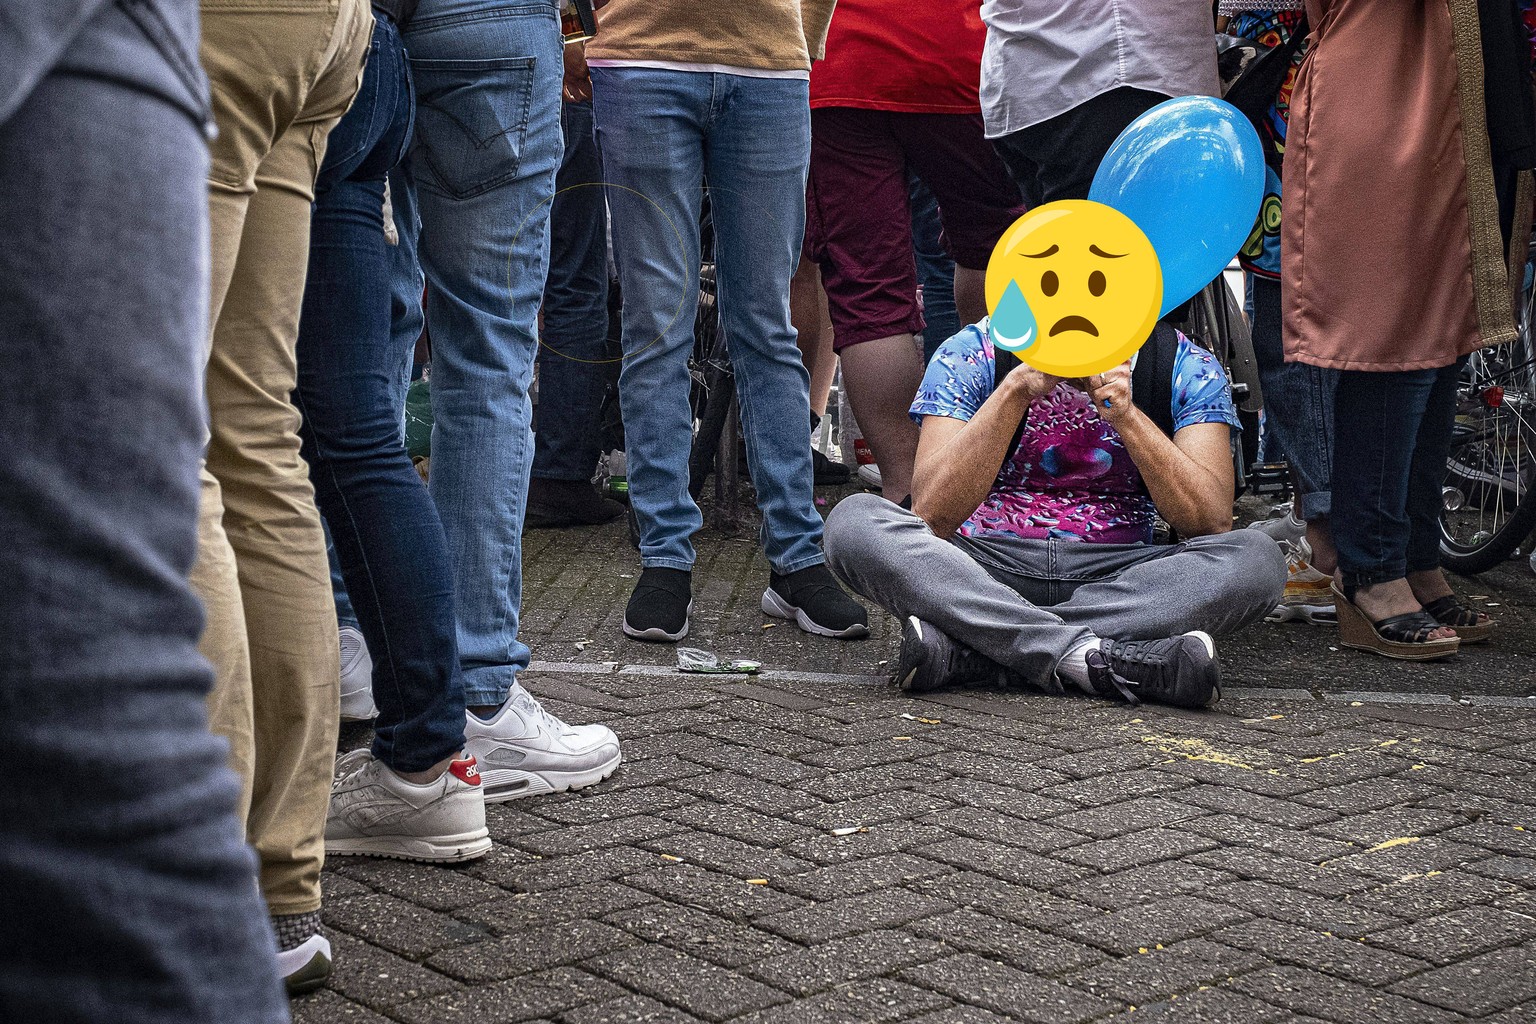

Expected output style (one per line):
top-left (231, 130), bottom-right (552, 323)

top-left (910, 320), bottom-right (1240, 544)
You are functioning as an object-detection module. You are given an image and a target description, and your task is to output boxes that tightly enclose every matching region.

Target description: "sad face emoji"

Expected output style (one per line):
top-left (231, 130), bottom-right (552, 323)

top-left (984, 200), bottom-right (1163, 378)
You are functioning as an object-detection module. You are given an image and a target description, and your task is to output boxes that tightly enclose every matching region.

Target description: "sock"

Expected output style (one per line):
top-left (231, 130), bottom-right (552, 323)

top-left (272, 910), bottom-right (322, 952)
top-left (1056, 636), bottom-right (1101, 694)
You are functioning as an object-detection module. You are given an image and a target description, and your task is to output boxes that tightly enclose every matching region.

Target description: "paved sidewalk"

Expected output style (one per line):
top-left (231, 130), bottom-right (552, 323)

top-left (296, 493), bottom-right (1536, 1024)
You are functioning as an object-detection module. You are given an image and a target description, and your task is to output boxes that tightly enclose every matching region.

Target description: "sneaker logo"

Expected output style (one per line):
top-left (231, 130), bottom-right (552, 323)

top-left (450, 758), bottom-right (482, 786)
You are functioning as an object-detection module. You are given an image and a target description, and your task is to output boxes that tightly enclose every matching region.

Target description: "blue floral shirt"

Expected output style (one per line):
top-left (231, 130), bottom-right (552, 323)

top-left (911, 320), bottom-right (1240, 544)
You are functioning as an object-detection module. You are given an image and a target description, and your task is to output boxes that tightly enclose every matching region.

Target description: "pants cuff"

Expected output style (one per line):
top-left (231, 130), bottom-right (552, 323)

top-left (773, 553), bottom-right (826, 576)
top-left (1300, 490), bottom-right (1332, 522)
top-left (640, 557), bottom-right (694, 572)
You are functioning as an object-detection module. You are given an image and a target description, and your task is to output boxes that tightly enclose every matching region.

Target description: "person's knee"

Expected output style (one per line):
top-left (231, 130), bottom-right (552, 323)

top-left (824, 492), bottom-right (904, 578)
top-left (1202, 530), bottom-right (1288, 628)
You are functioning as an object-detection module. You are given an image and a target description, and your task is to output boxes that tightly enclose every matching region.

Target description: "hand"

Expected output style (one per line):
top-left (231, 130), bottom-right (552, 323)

top-left (1083, 361), bottom-right (1133, 423)
top-left (1000, 364), bottom-right (1062, 404)
top-left (563, 42), bottom-right (592, 103)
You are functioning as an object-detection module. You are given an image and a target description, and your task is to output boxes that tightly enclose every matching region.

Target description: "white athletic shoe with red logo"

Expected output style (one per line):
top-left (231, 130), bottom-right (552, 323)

top-left (325, 749), bottom-right (491, 863)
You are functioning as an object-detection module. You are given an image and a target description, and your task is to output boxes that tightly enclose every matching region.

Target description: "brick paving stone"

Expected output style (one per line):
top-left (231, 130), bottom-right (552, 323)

top-left (538, 790), bottom-right (695, 827)
top-left (918, 747), bottom-right (1057, 778)
top-left (912, 871), bottom-right (1101, 928)
top-left (791, 790), bottom-right (957, 830)
top-left (494, 847), bottom-right (670, 894)
top-left (1229, 965), bottom-right (1459, 1024)
top-left (1292, 777), bottom-right (1447, 814)
top-left (640, 829), bottom-right (814, 880)
top-left (755, 886), bottom-right (954, 943)
top-left (1441, 821), bottom-right (1536, 857)
top-left (1181, 813), bottom-right (1360, 863)
top-left (1367, 906), bottom-right (1536, 965)
top-left (660, 802), bottom-right (818, 849)
top-left (1117, 987), bottom-right (1289, 1023)
top-left (1213, 918), bottom-right (1431, 985)
top-left (919, 806), bottom-right (1087, 855)
top-left (927, 778), bottom-right (1080, 819)
top-left (560, 995), bottom-right (706, 1024)
top-left (1061, 895), bottom-right (1250, 954)
top-left (1390, 943), bottom-right (1536, 1017)
top-left (424, 921), bottom-right (638, 983)
top-left (1067, 938), bottom-right (1266, 1005)
top-left (899, 952), bottom-right (1121, 1024)
top-left (773, 851), bottom-right (951, 901)
top-left (321, 932), bottom-right (463, 1009)
top-left (585, 945), bottom-right (789, 1023)
top-left (1324, 837), bottom-right (1490, 882)
top-left (392, 968), bottom-right (622, 1024)
top-left (1467, 854), bottom-right (1536, 885)
top-left (622, 865), bottom-right (812, 921)
top-left (781, 820), bottom-right (953, 867)
top-left (593, 756), bottom-right (709, 793)
top-left (454, 883), bottom-right (654, 935)
top-left (673, 773), bottom-right (822, 816)
top-left (323, 893), bottom-right (493, 960)
top-left (903, 1008), bottom-right (1014, 1024)
top-left (695, 721), bottom-right (829, 758)
top-left (914, 837), bottom-right (1094, 888)
top-left (723, 979), bottom-right (951, 1024)
top-left (1047, 797), bottom-right (1207, 840)
top-left (804, 763), bottom-right (954, 802)
top-left (681, 746), bottom-right (827, 787)
top-left (1035, 769), bottom-right (1192, 809)
top-left (909, 910), bottom-right (1109, 974)
top-left (330, 860), bottom-right (510, 912)
top-left (292, 990), bottom-right (403, 1024)
top-left (1176, 783), bottom-right (1340, 829)
top-left (1060, 860), bottom-right (1235, 911)
top-left (800, 737), bottom-right (945, 770)
top-left (1183, 847), bottom-right (1374, 899)
top-left (745, 929), bottom-right (947, 996)
top-left (1201, 879), bottom-right (1401, 939)
top-left (1346, 871), bottom-right (1531, 919)
top-left (1055, 827), bottom-right (1220, 874)
top-left (601, 902), bottom-right (799, 969)
top-left (514, 816), bottom-right (693, 859)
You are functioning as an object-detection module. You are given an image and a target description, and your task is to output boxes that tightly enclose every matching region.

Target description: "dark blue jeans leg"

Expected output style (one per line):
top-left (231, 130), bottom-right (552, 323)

top-left (1331, 366), bottom-right (1440, 589)
top-left (910, 174), bottom-right (958, 362)
top-left (1250, 276), bottom-right (1338, 519)
top-left (0, 3), bottom-right (288, 1021)
top-left (534, 98), bottom-right (611, 481)
top-left (295, 15), bottom-right (467, 773)
top-left (1405, 358), bottom-right (1467, 573)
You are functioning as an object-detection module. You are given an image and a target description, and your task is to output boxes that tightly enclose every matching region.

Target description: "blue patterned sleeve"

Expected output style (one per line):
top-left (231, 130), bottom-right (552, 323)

top-left (1170, 334), bottom-right (1242, 433)
top-left (909, 323), bottom-right (994, 425)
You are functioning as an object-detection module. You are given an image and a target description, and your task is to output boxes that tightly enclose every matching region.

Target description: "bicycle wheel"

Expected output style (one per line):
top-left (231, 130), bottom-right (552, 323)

top-left (1439, 257), bottom-right (1536, 573)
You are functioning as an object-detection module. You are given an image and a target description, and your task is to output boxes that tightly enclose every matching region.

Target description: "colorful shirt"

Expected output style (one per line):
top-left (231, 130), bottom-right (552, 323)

top-left (1231, 9), bottom-right (1308, 279)
top-left (911, 321), bottom-right (1240, 545)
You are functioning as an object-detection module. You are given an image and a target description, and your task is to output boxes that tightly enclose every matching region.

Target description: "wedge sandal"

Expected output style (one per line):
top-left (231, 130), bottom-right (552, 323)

top-left (1422, 595), bottom-right (1495, 644)
top-left (1331, 584), bottom-right (1460, 661)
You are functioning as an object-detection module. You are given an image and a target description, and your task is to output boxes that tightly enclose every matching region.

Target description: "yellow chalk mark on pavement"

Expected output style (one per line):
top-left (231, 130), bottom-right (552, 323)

top-left (1139, 734), bottom-right (1259, 771)
top-left (1364, 836), bottom-right (1421, 854)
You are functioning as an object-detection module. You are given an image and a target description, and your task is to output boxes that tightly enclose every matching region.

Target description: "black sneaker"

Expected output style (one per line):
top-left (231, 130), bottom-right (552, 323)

top-left (623, 567), bottom-right (692, 642)
top-left (1085, 631), bottom-right (1222, 708)
top-left (525, 478), bottom-right (626, 529)
top-left (893, 616), bottom-right (1005, 692)
top-left (762, 564), bottom-right (869, 639)
top-left (812, 448), bottom-right (851, 485)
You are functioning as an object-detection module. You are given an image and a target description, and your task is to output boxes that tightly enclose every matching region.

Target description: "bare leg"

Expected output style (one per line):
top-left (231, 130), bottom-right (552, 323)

top-left (1336, 573), bottom-right (1456, 640)
top-left (954, 265), bottom-right (987, 326)
top-left (1307, 517), bottom-right (1337, 576)
top-left (792, 257), bottom-right (836, 418)
top-left (839, 333), bottom-right (924, 500)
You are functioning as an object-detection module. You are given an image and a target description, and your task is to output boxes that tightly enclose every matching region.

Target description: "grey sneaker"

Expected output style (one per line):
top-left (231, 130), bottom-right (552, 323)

top-left (463, 684), bottom-right (622, 803)
top-left (338, 626), bottom-right (377, 721)
top-left (325, 749), bottom-right (491, 863)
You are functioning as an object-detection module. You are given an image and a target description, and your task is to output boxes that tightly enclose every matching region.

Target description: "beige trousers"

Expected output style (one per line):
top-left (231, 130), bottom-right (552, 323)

top-left (195, 0), bottom-right (373, 916)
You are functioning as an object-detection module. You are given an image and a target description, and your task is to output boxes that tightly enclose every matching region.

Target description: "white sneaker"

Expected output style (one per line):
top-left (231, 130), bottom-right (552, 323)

top-left (463, 684), bottom-right (622, 803)
top-left (857, 463), bottom-right (883, 491)
top-left (277, 933), bottom-right (331, 996)
top-left (325, 749), bottom-right (491, 863)
top-left (1265, 537), bottom-right (1337, 625)
top-left (339, 626), bottom-right (377, 721)
top-left (1247, 508), bottom-right (1306, 545)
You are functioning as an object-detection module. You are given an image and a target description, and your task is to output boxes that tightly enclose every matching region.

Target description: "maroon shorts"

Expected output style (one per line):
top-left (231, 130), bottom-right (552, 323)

top-left (803, 108), bottom-right (1025, 350)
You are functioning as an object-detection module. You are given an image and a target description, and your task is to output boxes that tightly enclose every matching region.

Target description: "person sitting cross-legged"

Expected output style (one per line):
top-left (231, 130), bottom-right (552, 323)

top-left (825, 320), bottom-right (1286, 708)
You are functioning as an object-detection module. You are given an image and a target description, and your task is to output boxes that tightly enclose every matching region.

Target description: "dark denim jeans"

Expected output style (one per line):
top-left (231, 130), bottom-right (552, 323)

top-left (295, 13), bottom-right (468, 773)
top-left (1331, 360), bottom-right (1465, 589)
top-left (534, 99), bottom-right (611, 482)
top-left (1250, 276), bottom-right (1338, 520)
top-left (0, 2), bottom-right (287, 1021)
top-left (910, 175), bottom-right (959, 363)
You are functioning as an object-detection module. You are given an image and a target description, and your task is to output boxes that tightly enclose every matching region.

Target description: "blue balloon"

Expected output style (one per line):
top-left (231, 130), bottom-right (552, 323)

top-left (1089, 96), bottom-right (1265, 316)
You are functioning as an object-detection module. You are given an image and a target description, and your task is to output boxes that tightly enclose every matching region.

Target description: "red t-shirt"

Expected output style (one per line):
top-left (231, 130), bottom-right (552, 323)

top-left (809, 0), bottom-right (984, 113)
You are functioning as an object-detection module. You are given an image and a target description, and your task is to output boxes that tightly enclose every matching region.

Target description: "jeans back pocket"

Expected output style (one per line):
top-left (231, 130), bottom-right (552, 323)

top-left (409, 55), bottom-right (535, 200)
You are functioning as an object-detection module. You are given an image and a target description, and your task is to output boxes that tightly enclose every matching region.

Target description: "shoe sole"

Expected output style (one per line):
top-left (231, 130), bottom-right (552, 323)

top-left (1181, 630), bottom-right (1223, 708)
top-left (283, 951), bottom-right (331, 997)
top-left (1265, 602), bottom-right (1337, 625)
top-left (480, 753), bottom-right (623, 804)
top-left (893, 616), bottom-right (930, 691)
top-left (325, 829), bottom-right (493, 864)
top-left (1331, 584), bottom-right (1460, 661)
top-left (761, 588), bottom-right (871, 639)
top-left (622, 601), bottom-right (692, 643)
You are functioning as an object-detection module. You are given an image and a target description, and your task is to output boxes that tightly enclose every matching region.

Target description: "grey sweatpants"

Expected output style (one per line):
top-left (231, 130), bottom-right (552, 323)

top-left (825, 493), bottom-right (1286, 688)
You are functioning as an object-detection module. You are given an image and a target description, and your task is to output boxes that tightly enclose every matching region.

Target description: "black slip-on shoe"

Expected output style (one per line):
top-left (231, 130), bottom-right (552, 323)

top-left (762, 563), bottom-right (869, 639)
top-left (623, 567), bottom-right (692, 642)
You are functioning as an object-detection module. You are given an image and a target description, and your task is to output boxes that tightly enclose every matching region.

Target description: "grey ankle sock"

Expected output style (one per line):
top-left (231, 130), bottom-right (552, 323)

top-left (272, 910), bottom-right (323, 951)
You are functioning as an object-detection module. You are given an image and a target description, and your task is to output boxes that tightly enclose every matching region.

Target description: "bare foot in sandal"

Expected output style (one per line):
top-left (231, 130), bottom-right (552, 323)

top-left (1336, 575), bottom-right (1457, 643)
top-left (1408, 568), bottom-right (1494, 641)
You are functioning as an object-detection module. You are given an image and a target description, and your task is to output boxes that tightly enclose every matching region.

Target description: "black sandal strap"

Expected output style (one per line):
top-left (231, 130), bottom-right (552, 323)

top-left (1422, 595), bottom-right (1487, 628)
top-left (1373, 610), bottom-right (1451, 644)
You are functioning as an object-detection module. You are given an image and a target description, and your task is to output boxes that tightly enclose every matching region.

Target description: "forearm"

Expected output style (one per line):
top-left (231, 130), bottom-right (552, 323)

top-left (911, 389), bottom-right (1033, 536)
top-left (1117, 413), bottom-right (1232, 537)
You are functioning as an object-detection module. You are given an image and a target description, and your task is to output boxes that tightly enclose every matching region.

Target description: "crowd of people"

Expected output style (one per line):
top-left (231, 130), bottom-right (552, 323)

top-left (3, 0), bottom-right (1532, 1020)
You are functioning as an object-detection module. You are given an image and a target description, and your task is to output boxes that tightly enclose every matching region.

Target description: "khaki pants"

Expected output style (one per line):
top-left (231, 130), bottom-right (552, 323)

top-left (195, 0), bottom-right (372, 916)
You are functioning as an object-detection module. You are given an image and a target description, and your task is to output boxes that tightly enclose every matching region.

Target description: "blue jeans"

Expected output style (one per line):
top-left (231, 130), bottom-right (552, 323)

top-left (296, 13), bottom-right (467, 772)
top-left (391, 0), bottom-right (564, 704)
top-left (910, 175), bottom-right (959, 363)
top-left (534, 99), bottom-right (610, 481)
top-left (1331, 360), bottom-right (1464, 589)
top-left (0, 2), bottom-right (287, 1020)
top-left (592, 67), bottom-right (825, 573)
top-left (1250, 276), bottom-right (1337, 520)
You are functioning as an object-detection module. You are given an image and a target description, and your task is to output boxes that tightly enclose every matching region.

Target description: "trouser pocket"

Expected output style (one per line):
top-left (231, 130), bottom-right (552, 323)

top-left (409, 55), bottom-right (535, 200)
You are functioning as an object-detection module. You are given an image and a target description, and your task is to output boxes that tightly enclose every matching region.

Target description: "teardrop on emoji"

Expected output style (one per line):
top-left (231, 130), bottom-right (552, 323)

top-left (990, 279), bottom-right (1037, 352)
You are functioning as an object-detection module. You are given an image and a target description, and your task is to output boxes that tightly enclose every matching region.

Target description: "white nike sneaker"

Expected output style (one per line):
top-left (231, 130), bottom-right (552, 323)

top-left (277, 933), bottom-right (331, 996)
top-left (325, 749), bottom-right (491, 863)
top-left (1247, 507), bottom-right (1306, 545)
top-left (338, 626), bottom-right (377, 721)
top-left (463, 684), bottom-right (622, 803)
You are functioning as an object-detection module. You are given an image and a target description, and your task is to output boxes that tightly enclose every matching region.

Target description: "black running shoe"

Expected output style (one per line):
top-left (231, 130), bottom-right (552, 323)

top-left (813, 448), bottom-right (851, 485)
top-left (623, 567), bottom-right (692, 642)
top-left (1086, 631), bottom-right (1222, 708)
top-left (762, 564), bottom-right (869, 639)
top-left (893, 616), bottom-right (1005, 692)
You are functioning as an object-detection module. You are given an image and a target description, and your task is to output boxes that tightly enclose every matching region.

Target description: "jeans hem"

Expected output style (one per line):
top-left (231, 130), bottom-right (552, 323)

top-left (1340, 567), bottom-right (1409, 590)
top-left (1300, 491), bottom-right (1332, 523)
top-left (773, 553), bottom-right (827, 575)
top-left (640, 557), bottom-right (695, 572)
top-left (461, 669), bottom-right (519, 708)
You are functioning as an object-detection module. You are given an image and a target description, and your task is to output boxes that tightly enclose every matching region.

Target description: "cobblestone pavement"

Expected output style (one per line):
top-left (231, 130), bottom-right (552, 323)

top-left (296, 491), bottom-right (1536, 1024)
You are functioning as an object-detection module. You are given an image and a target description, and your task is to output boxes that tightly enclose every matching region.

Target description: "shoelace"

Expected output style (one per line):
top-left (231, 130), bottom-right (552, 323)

top-left (511, 690), bottom-right (573, 736)
top-left (1085, 649), bottom-right (1141, 705)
